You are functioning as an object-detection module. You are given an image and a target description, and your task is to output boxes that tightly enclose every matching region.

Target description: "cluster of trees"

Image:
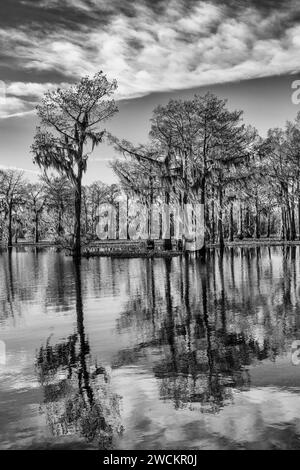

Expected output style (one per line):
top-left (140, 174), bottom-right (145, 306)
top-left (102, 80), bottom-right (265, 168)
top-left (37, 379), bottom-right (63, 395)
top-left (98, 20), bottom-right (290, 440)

top-left (0, 169), bottom-right (119, 247)
top-left (2, 70), bottom-right (300, 255)
top-left (111, 94), bottom-right (300, 250)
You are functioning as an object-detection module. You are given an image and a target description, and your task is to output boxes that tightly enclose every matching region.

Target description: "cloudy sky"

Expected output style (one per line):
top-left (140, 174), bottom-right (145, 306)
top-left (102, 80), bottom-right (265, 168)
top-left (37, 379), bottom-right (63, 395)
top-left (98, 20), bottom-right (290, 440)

top-left (1, 0), bottom-right (300, 183)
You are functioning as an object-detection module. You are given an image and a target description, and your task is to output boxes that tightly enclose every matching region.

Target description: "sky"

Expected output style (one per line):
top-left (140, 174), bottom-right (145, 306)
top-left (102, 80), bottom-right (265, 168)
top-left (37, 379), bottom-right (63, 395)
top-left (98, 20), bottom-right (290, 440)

top-left (1, 0), bottom-right (300, 184)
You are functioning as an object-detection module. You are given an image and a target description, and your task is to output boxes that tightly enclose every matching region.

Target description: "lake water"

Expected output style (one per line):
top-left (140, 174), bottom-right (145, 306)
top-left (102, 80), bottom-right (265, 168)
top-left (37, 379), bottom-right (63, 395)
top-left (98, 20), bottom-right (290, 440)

top-left (1, 246), bottom-right (300, 450)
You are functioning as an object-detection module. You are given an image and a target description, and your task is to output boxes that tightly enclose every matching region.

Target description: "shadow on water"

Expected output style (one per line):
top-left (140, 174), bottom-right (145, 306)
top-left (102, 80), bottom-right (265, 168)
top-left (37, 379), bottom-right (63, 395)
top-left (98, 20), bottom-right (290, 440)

top-left (35, 260), bottom-right (123, 449)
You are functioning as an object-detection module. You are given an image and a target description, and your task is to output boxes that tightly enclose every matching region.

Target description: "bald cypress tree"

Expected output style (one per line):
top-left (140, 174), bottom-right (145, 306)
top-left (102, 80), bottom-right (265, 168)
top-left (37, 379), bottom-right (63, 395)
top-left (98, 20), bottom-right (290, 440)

top-left (32, 72), bottom-right (118, 256)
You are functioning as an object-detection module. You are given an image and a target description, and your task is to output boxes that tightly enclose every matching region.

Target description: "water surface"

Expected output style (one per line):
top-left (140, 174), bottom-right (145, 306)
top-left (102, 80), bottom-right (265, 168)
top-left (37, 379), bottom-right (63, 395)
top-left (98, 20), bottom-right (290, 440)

top-left (1, 246), bottom-right (300, 450)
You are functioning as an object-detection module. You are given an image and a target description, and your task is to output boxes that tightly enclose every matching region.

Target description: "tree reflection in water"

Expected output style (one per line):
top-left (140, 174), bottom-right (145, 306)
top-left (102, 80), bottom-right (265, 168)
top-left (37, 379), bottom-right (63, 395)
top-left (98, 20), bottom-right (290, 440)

top-left (36, 260), bottom-right (123, 449)
top-left (3, 246), bottom-right (300, 448)
top-left (114, 247), bottom-right (300, 414)
top-left (153, 253), bottom-right (251, 413)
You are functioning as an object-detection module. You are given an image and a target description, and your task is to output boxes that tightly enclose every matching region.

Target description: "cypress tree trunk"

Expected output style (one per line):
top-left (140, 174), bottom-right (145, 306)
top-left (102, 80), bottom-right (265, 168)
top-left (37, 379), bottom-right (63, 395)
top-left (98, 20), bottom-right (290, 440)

top-left (73, 177), bottom-right (82, 257)
top-left (147, 175), bottom-right (154, 245)
top-left (267, 209), bottom-right (271, 238)
top-left (229, 202), bottom-right (234, 242)
top-left (127, 195), bottom-right (130, 240)
top-left (286, 201), bottom-right (292, 241)
top-left (58, 205), bottom-right (63, 235)
top-left (163, 191), bottom-right (172, 251)
top-left (84, 194), bottom-right (88, 236)
top-left (8, 203), bottom-right (13, 247)
top-left (35, 212), bottom-right (39, 244)
top-left (238, 203), bottom-right (243, 239)
top-left (211, 191), bottom-right (215, 244)
top-left (198, 177), bottom-right (206, 259)
top-left (218, 187), bottom-right (224, 250)
top-left (281, 206), bottom-right (286, 240)
top-left (291, 201), bottom-right (296, 241)
top-left (116, 202), bottom-right (120, 240)
top-left (246, 207), bottom-right (251, 237)
top-left (255, 198), bottom-right (260, 239)
top-left (298, 195), bottom-right (300, 240)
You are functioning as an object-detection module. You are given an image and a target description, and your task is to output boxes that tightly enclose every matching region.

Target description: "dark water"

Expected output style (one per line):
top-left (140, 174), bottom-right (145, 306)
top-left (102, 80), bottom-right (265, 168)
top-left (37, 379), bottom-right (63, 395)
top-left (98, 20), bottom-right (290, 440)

top-left (1, 246), bottom-right (300, 450)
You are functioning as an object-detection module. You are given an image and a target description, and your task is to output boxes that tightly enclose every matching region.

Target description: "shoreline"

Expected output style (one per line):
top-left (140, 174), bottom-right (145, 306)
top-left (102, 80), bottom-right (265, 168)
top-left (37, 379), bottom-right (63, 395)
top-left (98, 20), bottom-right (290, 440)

top-left (1, 238), bottom-right (300, 258)
top-left (3, 238), bottom-right (300, 245)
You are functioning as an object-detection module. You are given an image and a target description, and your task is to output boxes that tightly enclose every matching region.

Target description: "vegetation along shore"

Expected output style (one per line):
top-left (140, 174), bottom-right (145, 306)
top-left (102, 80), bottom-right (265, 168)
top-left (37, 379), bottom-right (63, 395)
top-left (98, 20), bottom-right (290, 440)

top-left (1, 71), bottom-right (300, 257)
